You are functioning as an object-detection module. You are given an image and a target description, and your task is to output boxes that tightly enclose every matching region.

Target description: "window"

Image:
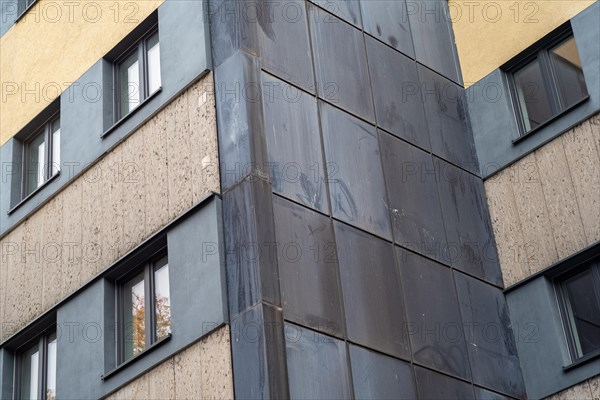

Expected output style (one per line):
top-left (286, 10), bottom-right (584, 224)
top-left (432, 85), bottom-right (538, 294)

top-left (556, 261), bottom-right (600, 361)
top-left (507, 28), bottom-right (588, 136)
top-left (23, 116), bottom-right (60, 198)
top-left (16, 331), bottom-right (57, 400)
top-left (117, 255), bottom-right (171, 364)
top-left (115, 29), bottom-right (161, 120)
top-left (17, 0), bottom-right (37, 18)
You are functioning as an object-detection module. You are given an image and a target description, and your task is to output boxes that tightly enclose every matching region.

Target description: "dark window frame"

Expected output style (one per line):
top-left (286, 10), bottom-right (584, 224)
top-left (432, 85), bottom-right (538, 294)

top-left (113, 25), bottom-right (160, 122)
top-left (13, 327), bottom-right (57, 400)
top-left (21, 114), bottom-right (60, 200)
top-left (555, 260), bottom-right (600, 365)
top-left (115, 250), bottom-right (170, 366)
top-left (16, 0), bottom-right (37, 21)
top-left (505, 24), bottom-right (589, 139)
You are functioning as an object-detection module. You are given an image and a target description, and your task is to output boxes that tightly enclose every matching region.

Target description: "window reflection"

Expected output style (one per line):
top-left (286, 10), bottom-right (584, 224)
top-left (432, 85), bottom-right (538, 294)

top-left (20, 345), bottom-right (39, 400)
top-left (119, 52), bottom-right (141, 119)
top-left (513, 58), bottom-right (553, 132)
top-left (550, 36), bottom-right (588, 109)
top-left (46, 333), bottom-right (57, 400)
top-left (123, 272), bottom-right (146, 362)
top-left (154, 258), bottom-right (171, 340)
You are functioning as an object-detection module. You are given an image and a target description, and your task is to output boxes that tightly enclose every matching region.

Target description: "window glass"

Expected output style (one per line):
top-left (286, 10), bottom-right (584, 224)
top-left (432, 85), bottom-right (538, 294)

top-left (513, 58), bottom-right (553, 132)
top-left (25, 132), bottom-right (46, 197)
top-left (20, 345), bottom-right (39, 400)
top-left (562, 267), bottom-right (600, 358)
top-left (51, 119), bottom-right (60, 176)
top-left (46, 332), bottom-right (57, 400)
top-left (119, 52), bottom-right (140, 119)
top-left (123, 272), bottom-right (146, 361)
top-left (550, 36), bottom-right (588, 109)
top-left (147, 33), bottom-right (161, 95)
top-left (154, 257), bottom-right (171, 340)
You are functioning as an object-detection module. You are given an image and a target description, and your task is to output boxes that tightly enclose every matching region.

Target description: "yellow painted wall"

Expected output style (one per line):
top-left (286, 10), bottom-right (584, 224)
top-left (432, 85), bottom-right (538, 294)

top-left (450, 0), bottom-right (595, 86)
top-left (0, 0), bottom-right (164, 146)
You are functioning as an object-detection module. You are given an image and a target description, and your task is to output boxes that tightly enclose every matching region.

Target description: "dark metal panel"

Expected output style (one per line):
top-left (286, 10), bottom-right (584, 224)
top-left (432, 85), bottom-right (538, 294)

top-left (434, 157), bottom-right (503, 286)
top-left (273, 196), bottom-right (344, 337)
top-left (349, 344), bottom-right (416, 400)
top-left (365, 36), bottom-right (429, 150)
top-left (223, 178), bottom-right (280, 318)
top-left (208, 0), bottom-right (260, 68)
top-left (379, 131), bottom-right (448, 264)
top-left (309, 4), bottom-right (375, 122)
top-left (414, 366), bottom-right (476, 400)
top-left (418, 65), bottom-right (479, 175)
top-left (262, 73), bottom-right (328, 213)
top-left (230, 303), bottom-right (289, 400)
top-left (454, 271), bottom-right (526, 399)
top-left (408, 0), bottom-right (462, 84)
top-left (285, 322), bottom-right (352, 399)
top-left (474, 386), bottom-right (514, 400)
top-left (320, 101), bottom-right (392, 240)
top-left (310, 0), bottom-right (362, 28)
top-left (335, 221), bottom-right (410, 359)
top-left (360, 0), bottom-right (414, 58)
top-left (397, 248), bottom-right (472, 380)
top-left (259, 0), bottom-right (315, 92)
top-left (215, 52), bottom-right (267, 190)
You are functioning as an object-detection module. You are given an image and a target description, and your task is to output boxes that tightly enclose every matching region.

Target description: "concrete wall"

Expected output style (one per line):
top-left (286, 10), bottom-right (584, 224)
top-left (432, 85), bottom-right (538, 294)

top-left (103, 326), bottom-right (234, 400)
top-left (0, 74), bottom-right (219, 341)
top-left (0, 0), bottom-right (164, 144)
top-left (485, 113), bottom-right (600, 287)
top-left (449, 0), bottom-right (595, 85)
top-left (544, 376), bottom-right (600, 400)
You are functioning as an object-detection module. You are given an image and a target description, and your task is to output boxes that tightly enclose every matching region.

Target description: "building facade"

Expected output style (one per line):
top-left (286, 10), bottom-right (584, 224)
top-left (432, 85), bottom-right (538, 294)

top-left (0, 0), bottom-right (598, 399)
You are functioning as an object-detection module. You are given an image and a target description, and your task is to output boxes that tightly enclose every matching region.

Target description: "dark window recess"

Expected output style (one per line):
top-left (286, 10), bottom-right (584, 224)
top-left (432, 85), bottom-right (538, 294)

top-left (115, 29), bottom-right (161, 121)
top-left (15, 331), bottom-right (57, 400)
top-left (556, 261), bottom-right (600, 361)
top-left (17, 0), bottom-right (37, 18)
top-left (506, 28), bottom-right (588, 136)
top-left (23, 116), bottom-right (60, 199)
top-left (117, 254), bottom-right (171, 364)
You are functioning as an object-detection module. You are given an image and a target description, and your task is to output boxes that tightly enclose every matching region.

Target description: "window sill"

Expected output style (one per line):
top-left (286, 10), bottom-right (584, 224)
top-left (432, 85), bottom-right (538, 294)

top-left (7, 171), bottom-right (61, 216)
top-left (563, 349), bottom-right (600, 371)
top-left (512, 95), bottom-right (590, 145)
top-left (101, 333), bottom-right (171, 381)
top-left (101, 87), bottom-right (162, 140)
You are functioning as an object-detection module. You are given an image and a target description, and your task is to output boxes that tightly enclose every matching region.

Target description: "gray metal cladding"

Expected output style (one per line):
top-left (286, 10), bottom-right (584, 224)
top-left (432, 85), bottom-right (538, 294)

top-left (311, 0), bottom-right (362, 28)
top-left (365, 36), bottom-right (429, 150)
top-left (285, 322), bottom-right (352, 400)
top-left (454, 271), bottom-right (526, 399)
top-left (349, 344), bottom-right (417, 400)
top-left (414, 366), bottom-right (476, 400)
top-left (380, 130), bottom-right (448, 264)
top-left (262, 72), bottom-right (328, 213)
top-left (210, 0), bottom-right (521, 398)
top-left (273, 196), bottom-right (344, 337)
top-left (397, 248), bottom-right (472, 380)
top-left (419, 64), bottom-right (479, 174)
top-left (259, 0), bottom-right (315, 92)
top-left (360, 0), bottom-right (414, 58)
top-left (408, 0), bottom-right (462, 85)
top-left (320, 101), bottom-right (392, 240)
top-left (474, 387), bottom-right (514, 400)
top-left (434, 157), bottom-right (503, 286)
top-left (309, 4), bottom-right (375, 122)
top-left (335, 221), bottom-right (410, 359)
